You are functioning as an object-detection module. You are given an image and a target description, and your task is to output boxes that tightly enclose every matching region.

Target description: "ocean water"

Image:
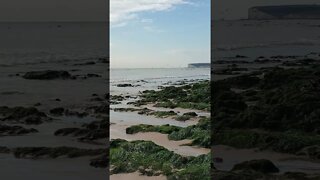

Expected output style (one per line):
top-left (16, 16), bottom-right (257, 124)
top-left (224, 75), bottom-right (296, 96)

top-left (111, 68), bottom-right (210, 83)
top-left (213, 19), bottom-right (320, 60)
top-left (0, 22), bottom-right (108, 66)
top-left (110, 68), bottom-right (210, 95)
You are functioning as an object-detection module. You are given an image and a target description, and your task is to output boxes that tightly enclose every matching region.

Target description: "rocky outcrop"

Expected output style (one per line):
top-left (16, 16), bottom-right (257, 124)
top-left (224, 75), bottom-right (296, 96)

top-left (231, 159), bottom-right (279, 173)
top-left (0, 125), bottom-right (38, 136)
top-left (0, 106), bottom-right (51, 125)
top-left (23, 70), bottom-right (72, 80)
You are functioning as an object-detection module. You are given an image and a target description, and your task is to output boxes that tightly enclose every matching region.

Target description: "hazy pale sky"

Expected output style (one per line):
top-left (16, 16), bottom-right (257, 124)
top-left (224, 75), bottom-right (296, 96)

top-left (110, 0), bottom-right (210, 68)
top-left (0, 0), bottom-right (107, 21)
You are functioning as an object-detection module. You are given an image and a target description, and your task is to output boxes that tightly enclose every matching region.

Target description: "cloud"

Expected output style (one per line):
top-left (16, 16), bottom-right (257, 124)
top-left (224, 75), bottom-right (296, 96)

top-left (110, 0), bottom-right (190, 27)
top-left (143, 26), bottom-right (165, 33)
top-left (141, 18), bottom-right (153, 23)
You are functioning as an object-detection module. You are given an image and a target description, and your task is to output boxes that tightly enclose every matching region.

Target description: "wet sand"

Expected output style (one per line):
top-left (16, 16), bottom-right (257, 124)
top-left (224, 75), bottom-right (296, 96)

top-left (0, 154), bottom-right (106, 180)
top-left (110, 69), bottom-right (211, 177)
top-left (110, 100), bottom-right (210, 157)
top-left (111, 123), bottom-right (210, 156)
top-left (0, 62), bottom-right (108, 179)
top-left (213, 145), bottom-right (320, 174)
top-left (110, 172), bottom-right (166, 180)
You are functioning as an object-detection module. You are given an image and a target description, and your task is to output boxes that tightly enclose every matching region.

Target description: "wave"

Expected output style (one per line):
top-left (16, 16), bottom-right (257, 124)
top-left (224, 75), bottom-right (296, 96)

top-left (111, 74), bottom-right (210, 84)
top-left (0, 53), bottom-right (108, 67)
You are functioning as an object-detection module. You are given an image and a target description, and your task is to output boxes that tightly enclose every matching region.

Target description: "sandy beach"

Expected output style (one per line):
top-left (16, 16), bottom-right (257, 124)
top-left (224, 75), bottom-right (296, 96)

top-left (0, 22), bottom-right (108, 179)
top-left (110, 68), bottom-right (211, 179)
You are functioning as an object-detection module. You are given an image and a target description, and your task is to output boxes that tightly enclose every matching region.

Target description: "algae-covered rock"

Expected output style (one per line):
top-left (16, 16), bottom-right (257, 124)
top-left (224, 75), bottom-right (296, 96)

top-left (231, 159), bottom-right (279, 173)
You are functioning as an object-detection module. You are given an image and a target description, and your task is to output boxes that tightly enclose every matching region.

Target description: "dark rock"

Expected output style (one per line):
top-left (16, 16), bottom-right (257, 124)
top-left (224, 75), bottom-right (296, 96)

top-left (0, 146), bottom-right (11, 153)
top-left (0, 106), bottom-right (50, 125)
top-left (183, 112), bottom-right (198, 117)
top-left (90, 154), bottom-right (108, 168)
top-left (64, 110), bottom-right (88, 117)
top-left (23, 70), bottom-right (71, 80)
top-left (97, 57), bottom-right (108, 63)
top-left (87, 73), bottom-right (101, 78)
top-left (297, 145), bottom-right (320, 159)
top-left (13, 147), bottom-right (105, 159)
top-left (74, 61), bottom-right (96, 66)
top-left (54, 128), bottom-right (89, 136)
top-left (91, 97), bottom-right (104, 102)
top-left (231, 159), bottom-right (279, 173)
top-left (212, 170), bottom-right (256, 180)
top-left (54, 119), bottom-right (108, 141)
top-left (110, 95), bottom-right (124, 101)
top-left (0, 125), bottom-right (38, 136)
top-left (87, 104), bottom-right (108, 114)
top-left (49, 107), bottom-right (65, 116)
top-left (116, 84), bottom-right (133, 87)
top-left (235, 55), bottom-right (248, 59)
top-left (283, 172), bottom-right (308, 180)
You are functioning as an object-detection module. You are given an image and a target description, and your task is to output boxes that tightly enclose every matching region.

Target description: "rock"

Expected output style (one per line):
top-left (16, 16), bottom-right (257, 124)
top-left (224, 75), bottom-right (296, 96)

top-left (13, 147), bottom-right (105, 159)
top-left (0, 91), bottom-right (24, 95)
top-left (0, 106), bottom-right (50, 125)
top-left (74, 61), bottom-right (96, 66)
top-left (97, 57), bottom-right (108, 63)
top-left (87, 73), bottom-right (101, 78)
top-left (213, 157), bottom-right (223, 163)
top-left (183, 112), bottom-right (198, 117)
top-left (0, 146), bottom-right (10, 153)
top-left (90, 154), bottom-right (108, 168)
top-left (212, 170), bottom-right (256, 180)
top-left (282, 172), bottom-right (308, 180)
top-left (64, 110), bottom-right (88, 118)
top-left (54, 119), bottom-right (108, 141)
top-left (116, 83), bottom-right (133, 87)
top-left (24, 116), bottom-right (43, 125)
top-left (91, 97), bottom-right (104, 102)
top-left (231, 159), bottom-right (279, 174)
top-left (23, 70), bottom-right (71, 80)
top-left (110, 95), bottom-right (124, 101)
top-left (235, 55), bottom-right (248, 59)
top-left (297, 145), bottom-right (320, 159)
top-left (49, 107), bottom-right (65, 116)
top-left (54, 128), bottom-right (89, 136)
top-left (0, 125), bottom-right (38, 136)
top-left (87, 104), bottom-right (108, 114)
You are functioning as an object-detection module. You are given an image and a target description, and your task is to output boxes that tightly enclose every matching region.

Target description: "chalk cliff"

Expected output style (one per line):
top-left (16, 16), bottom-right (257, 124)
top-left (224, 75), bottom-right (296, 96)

top-left (249, 5), bottom-right (320, 20)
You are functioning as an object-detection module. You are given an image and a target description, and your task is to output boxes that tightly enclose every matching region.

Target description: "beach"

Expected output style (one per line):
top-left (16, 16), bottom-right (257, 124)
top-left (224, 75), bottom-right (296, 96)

top-left (212, 19), bottom-right (320, 179)
top-left (0, 22), bottom-right (108, 179)
top-left (109, 68), bottom-right (211, 179)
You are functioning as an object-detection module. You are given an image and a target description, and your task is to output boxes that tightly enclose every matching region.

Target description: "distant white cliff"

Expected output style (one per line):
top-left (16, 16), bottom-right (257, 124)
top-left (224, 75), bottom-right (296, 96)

top-left (188, 63), bottom-right (210, 68)
top-left (249, 5), bottom-right (320, 20)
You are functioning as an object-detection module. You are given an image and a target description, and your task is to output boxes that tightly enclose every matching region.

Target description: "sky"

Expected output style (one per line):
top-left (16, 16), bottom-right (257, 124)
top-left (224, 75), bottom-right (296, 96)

top-left (110, 0), bottom-right (210, 68)
top-left (0, 0), bottom-right (107, 21)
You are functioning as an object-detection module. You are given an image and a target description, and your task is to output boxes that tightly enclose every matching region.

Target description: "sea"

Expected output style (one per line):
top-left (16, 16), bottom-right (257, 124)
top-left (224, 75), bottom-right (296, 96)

top-left (213, 19), bottom-right (320, 61)
top-left (0, 22), bottom-right (108, 67)
top-left (110, 68), bottom-right (210, 95)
